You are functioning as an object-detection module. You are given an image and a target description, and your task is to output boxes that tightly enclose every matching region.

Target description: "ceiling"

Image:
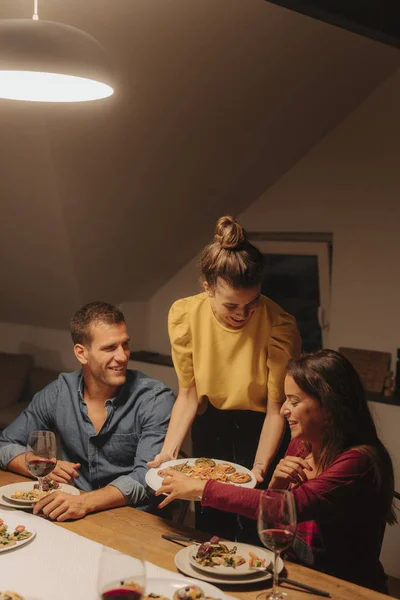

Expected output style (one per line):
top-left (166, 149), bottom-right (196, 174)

top-left (0, 0), bottom-right (399, 329)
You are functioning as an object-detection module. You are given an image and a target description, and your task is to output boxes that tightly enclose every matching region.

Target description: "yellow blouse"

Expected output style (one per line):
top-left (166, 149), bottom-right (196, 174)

top-left (168, 293), bottom-right (301, 412)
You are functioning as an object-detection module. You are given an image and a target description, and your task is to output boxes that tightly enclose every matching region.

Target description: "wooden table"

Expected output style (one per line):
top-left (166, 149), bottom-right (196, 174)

top-left (0, 471), bottom-right (393, 600)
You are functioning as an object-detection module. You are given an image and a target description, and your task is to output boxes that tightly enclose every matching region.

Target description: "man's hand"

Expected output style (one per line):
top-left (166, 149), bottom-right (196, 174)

top-left (269, 456), bottom-right (312, 489)
top-left (155, 469), bottom-right (206, 509)
top-left (33, 491), bottom-right (88, 522)
top-left (147, 452), bottom-right (174, 468)
top-left (50, 461), bottom-right (81, 484)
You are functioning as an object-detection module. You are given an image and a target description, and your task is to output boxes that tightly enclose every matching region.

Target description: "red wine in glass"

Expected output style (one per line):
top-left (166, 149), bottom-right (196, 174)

top-left (26, 458), bottom-right (57, 478)
top-left (102, 589), bottom-right (142, 600)
top-left (259, 528), bottom-right (295, 552)
top-left (258, 490), bottom-right (297, 600)
top-left (97, 545), bottom-right (145, 600)
top-left (26, 431), bottom-right (57, 499)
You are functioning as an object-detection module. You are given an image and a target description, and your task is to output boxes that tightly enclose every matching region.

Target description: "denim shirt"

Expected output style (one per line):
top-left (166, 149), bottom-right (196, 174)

top-left (0, 369), bottom-right (175, 507)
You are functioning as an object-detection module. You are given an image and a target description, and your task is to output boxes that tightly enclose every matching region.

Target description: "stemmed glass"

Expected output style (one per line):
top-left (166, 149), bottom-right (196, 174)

top-left (257, 489), bottom-right (297, 600)
top-left (97, 543), bottom-right (146, 600)
top-left (25, 431), bottom-right (57, 499)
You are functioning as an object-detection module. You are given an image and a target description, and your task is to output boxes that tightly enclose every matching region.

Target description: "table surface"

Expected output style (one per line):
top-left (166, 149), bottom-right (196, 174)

top-left (0, 471), bottom-right (394, 600)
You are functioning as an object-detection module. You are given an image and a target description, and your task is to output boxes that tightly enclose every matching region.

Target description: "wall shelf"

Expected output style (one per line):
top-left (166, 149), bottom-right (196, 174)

top-left (130, 350), bottom-right (173, 368)
top-left (366, 391), bottom-right (400, 407)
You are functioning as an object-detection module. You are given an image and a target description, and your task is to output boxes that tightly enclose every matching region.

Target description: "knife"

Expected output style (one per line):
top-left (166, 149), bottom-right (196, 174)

top-left (162, 534), bottom-right (202, 544)
top-left (279, 577), bottom-right (331, 598)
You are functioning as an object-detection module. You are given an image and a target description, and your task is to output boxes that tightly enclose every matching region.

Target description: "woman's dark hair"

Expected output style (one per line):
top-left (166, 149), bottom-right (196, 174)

top-left (287, 349), bottom-right (396, 524)
top-left (200, 216), bottom-right (263, 290)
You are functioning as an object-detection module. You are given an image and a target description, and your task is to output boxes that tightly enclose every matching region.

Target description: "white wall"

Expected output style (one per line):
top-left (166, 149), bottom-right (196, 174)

top-left (119, 301), bottom-right (148, 352)
top-left (146, 256), bottom-right (200, 355)
top-left (0, 322), bottom-right (77, 371)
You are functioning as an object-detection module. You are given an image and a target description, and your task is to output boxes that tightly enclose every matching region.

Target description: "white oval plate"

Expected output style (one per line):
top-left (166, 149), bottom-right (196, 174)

top-left (175, 545), bottom-right (283, 586)
top-left (146, 576), bottom-right (226, 600)
top-left (1, 482), bottom-right (80, 505)
top-left (0, 495), bottom-right (33, 511)
top-left (146, 458), bottom-right (256, 499)
top-left (188, 542), bottom-right (273, 576)
top-left (0, 511), bottom-right (37, 553)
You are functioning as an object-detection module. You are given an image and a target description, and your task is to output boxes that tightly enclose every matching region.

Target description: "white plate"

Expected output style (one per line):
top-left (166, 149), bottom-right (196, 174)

top-left (0, 511), bottom-right (37, 553)
top-left (146, 576), bottom-right (226, 600)
top-left (188, 542), bottom-right (273, 576)
top-left (146, 459), bottom-right (256, 499)
top-left (0, 495), bottom-right (34, 510)
top-left (1, 482), bottom-right (80, 505)
top-left (175, 545), bottom-right (283, 586)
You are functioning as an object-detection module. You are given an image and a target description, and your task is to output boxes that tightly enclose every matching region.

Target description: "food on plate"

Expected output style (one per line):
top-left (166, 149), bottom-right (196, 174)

top-left (194, 537), bottom-right (267, 570)
top-left (214, 463), bottom-right (235, 475)
top-left (145, 592), bottom-right (221, 600)
top-left (228, 472), bottom-right (252, 484)
top-left (194, 458), bottom-right (216, 468)
top-left (0, 519), bottom-right (32, 549)
top-left (11, 478), bottom-right (60, 501)
top-left (158, 462), bottom-right (193, 478)
top-left (38, 478), bottom-right (60, 492)
top-left (248, 551), bottom-right (268, 569)
top-left (173, 585), bottom-right (204, 600)
top-left (0, 592), bottom-right (24, 600)
top-left (207, 471), bottom-right (230, 482)
top-left (157, 459), bottom-right (251, 486)
top-left (194, 536), bottom-right (245, 568)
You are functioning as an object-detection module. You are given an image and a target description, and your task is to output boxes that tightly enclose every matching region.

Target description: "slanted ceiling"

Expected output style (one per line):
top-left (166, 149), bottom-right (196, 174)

top-left (0, 0), bottom-right (398, 329)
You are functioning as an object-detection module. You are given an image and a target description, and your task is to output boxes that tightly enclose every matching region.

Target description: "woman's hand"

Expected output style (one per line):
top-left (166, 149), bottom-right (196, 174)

top-left (268, 456), bottom-right (312, 489)
top-left (155, 470), bottom-right (207, 508)
top-left (147, 452), bottom-right (175, 468)
top-left (251, 462), bottom-right (266, 483)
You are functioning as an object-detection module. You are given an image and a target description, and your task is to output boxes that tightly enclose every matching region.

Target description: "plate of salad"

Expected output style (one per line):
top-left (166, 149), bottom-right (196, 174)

top-left (0, 515), bottom-right (36, 553)
top-left (188, 537), bottom-right (274, 576)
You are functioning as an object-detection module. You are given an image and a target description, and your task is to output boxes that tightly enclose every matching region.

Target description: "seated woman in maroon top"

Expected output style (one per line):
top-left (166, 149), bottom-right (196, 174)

top-left (157, 349), bottom-right (397, 593)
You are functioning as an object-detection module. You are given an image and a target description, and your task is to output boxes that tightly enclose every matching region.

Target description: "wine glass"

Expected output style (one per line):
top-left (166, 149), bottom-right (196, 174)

top-left (97, 542), bottom-right (146, 600)
top-left (257, 489), bottom-right (297, 600)
top-left (25, 431), bottom-right (57, 499)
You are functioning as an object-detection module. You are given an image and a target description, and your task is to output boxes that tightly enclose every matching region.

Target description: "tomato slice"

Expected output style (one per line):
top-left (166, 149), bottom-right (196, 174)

top-left (15, 525), bottom-right (25, 533)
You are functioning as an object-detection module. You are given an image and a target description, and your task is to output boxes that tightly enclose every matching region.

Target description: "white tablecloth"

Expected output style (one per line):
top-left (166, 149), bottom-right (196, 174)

top-left (0, 509), bottom-right (235, 600)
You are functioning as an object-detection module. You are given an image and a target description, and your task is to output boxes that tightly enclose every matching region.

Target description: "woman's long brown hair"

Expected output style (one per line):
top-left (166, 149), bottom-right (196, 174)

top-left (287, 349), bottom-right (397, 525)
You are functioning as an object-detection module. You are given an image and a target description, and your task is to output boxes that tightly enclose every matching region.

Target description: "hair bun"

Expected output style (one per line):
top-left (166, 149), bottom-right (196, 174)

top-left (214, 216), bottom-right (247, 250)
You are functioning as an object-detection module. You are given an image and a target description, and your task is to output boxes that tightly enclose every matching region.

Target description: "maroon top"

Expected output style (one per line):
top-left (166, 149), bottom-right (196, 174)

top-left (201, 440), bottom-right (387, 592)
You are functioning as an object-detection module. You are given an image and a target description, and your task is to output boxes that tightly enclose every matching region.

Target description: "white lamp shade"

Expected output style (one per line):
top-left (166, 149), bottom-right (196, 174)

top-left (0, 19), bottom-right (114, 102)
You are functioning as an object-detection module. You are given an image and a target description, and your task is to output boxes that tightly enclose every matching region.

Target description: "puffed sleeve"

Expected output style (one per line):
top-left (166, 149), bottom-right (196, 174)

top-left (168, 298), bottom-right (195, 388)
top-left (267, 310), bottom-right (301, 403)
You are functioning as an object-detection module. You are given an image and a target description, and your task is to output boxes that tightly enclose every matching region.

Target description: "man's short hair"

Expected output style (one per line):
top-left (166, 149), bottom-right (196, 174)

top-left (71, 301), bottom-right (125, 346)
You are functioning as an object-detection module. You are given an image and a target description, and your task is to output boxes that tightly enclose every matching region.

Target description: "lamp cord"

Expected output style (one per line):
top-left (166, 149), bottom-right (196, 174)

top-left (33, 0), bottom-right (39, 20)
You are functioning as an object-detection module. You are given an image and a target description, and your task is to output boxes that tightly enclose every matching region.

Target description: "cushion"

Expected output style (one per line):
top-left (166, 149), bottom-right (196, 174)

top-left (27, 366), bottom-right (58, 399)
top-left (0, 352), bottom-right (33, 409)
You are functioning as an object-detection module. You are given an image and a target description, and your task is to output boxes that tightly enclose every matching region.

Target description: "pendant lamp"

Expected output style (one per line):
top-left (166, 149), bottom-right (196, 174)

top-left (0, 1), bottom-right (114, 102)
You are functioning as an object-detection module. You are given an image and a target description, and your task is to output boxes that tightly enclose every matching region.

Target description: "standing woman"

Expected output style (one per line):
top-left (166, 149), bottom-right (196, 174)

top-left (149, 216), bottom-right (301, 539)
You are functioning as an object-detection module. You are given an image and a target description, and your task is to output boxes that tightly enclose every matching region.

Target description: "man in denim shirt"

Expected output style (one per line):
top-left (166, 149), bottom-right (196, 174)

top-left (0, 302), bottom-right (175, 521)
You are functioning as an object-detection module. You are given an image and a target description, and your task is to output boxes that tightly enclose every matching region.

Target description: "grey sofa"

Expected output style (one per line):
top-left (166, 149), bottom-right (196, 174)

top-left (0, 352), bottom-right (58, 430)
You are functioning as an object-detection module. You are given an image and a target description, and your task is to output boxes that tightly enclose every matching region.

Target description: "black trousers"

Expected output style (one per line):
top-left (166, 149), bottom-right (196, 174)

top-left (191, 402), bottom-right (290, 544)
